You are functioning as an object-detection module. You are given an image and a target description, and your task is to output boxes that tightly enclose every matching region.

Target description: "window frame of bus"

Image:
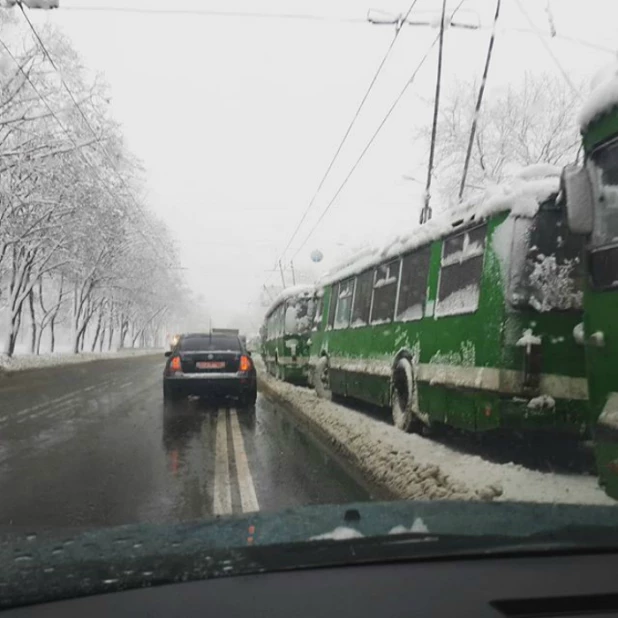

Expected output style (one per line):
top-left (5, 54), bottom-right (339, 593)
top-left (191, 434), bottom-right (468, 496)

top-left (370, 258), bottom-right (401, 324)
top-left (333, 277), bottom-right (355, 330)
top-left (312, 294), bottom-right (324, 331)
top-left (435, 224), bottom-right (487, 319)
top-left (588, 139), bottom-right (618, 291)
top-left (351, 269), bottom-right (374, 327)
top-left (327, 284), bottom-right (338, 330)
top-left (276, 304), bottom-right (284, 338)
top-left (513, 201), bottom-right (586, 309)
top-left (395, 245), bottom-right (431, 322)
top-left (266, 311), bottom-right (274, 341)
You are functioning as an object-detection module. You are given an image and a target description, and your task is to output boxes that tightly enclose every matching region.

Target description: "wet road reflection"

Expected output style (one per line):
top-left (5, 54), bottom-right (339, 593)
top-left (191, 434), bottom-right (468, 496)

top-left (0, 355), bottom-right (369, 532)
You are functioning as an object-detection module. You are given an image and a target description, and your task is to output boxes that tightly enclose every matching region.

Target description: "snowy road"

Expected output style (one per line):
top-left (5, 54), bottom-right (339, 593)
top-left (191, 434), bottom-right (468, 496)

top-left (0, 354), bottom-right (368, 531)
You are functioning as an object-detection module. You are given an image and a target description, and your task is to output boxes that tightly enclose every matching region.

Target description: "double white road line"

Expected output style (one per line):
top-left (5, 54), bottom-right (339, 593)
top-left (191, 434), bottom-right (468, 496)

top-left (213, 408), bottom-right (259, 515)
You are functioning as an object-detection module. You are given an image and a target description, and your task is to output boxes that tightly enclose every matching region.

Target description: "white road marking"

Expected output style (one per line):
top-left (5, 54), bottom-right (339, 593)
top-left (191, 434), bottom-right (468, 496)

top-left (229, 409), bottom-right (259, 513)
top-left (213, 409), bottom-right (232, 515)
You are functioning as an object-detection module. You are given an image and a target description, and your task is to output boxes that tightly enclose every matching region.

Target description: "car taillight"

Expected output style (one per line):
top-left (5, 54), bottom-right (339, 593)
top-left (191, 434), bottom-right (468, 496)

top-left (170, 356), bottom-right (182, 372)
top-left (239, 355), bottom-right (251, 372)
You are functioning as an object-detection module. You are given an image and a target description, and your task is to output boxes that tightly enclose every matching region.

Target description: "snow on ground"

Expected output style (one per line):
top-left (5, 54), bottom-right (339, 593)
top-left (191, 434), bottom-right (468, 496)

top-left (257, 363), bottom-right (614, 506)
top-left (0, 348), bottom-right (162, 374)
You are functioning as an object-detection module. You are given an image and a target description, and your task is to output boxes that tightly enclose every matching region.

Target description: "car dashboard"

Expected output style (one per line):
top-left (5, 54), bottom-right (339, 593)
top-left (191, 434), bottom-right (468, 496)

top-left (7, 550), bottom-right (618, 617)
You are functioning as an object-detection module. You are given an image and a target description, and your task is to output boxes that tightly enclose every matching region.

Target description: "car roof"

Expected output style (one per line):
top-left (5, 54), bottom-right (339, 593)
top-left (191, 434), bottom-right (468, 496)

top-left (178, 333), bottom-right (245, 348)
top-left (180, 332), bottom-right (239, 339)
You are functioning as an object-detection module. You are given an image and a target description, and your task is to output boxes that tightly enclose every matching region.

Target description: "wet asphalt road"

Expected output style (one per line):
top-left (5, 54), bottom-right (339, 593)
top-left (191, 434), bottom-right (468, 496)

top-left (0, 355), bottom-right (369, 532)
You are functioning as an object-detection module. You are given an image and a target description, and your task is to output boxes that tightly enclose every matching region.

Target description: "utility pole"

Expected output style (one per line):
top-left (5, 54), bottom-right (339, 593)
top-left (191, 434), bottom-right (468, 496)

top-left (278, 259), bottom-right (286, 288)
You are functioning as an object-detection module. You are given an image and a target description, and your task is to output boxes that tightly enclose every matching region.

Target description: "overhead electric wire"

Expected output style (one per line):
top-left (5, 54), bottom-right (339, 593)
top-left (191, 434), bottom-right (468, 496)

top-left (419, 0), bottom-right (447, 225)
top-left (513, 0), bottom-right (582, 100)
top-left (291, 35), bottom-right (440, 261)
top-left (274, 0), bottom-right (421, 271)
top-left (458, 0), bottom-right (501, 201)
top-left (58, 5), bottom-right (366, 23)
top-left (291, 0), bottom-right (467, 258)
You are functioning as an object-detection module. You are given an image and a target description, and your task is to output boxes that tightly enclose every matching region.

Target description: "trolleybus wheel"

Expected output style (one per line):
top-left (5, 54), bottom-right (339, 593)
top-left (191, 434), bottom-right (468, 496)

top-left (314, 356), bottom-right (332, 400)
top-left (391, 357), bottom-right (422, 433)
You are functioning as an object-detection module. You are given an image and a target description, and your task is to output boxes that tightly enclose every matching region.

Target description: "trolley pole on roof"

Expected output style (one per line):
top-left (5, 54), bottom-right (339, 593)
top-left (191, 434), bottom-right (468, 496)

top-left (367, 3), bottom-right (479, 226)
top-left (420, 0), bottom-right (447, 225)
top-left (458, 0), bottom-right (501, 202)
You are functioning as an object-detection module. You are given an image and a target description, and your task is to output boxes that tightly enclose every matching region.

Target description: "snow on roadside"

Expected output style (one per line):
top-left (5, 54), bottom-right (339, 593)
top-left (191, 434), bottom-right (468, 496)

top-left (0, 348), bottom-right (163, 374)
top-left (258, 366), bottom-right (614, 506)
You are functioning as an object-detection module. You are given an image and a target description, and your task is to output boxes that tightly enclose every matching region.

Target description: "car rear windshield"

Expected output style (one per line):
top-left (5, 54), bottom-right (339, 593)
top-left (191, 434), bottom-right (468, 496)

top-left (180, 335), bottom-right (241, 351)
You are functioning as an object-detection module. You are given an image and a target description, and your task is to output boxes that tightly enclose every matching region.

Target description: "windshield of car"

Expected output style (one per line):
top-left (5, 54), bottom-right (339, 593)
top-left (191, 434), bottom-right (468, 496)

top-left (180, 335), bottom-right (241, 351)
top-left (1, 0), bottom-right (617, 607)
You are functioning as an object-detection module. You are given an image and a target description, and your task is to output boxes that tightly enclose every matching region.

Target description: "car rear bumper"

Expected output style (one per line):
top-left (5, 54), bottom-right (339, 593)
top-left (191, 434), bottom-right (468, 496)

top-left (164, 373), bottom-right (256, 397)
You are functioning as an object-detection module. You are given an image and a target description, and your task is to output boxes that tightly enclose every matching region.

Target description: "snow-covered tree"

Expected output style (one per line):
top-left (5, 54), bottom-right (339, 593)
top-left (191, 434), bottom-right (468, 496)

top-left (0, 11), bottom-right (194, 357)
top-left (416, 72), bottom-right (582, 207)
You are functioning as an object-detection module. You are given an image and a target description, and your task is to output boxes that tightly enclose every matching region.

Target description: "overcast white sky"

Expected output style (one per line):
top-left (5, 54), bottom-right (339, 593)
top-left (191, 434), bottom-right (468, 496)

top-left (24, 0), bottom-right (618, 333)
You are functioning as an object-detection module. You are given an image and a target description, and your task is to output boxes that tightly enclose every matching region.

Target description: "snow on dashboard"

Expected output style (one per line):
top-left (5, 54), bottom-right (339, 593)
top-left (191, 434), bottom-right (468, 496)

top-left (310, 527), bottom-right (364, 541)
top-left (579, 58), bottom-right (618, 130)
top-left (320, 170), bottom-right (560, 287)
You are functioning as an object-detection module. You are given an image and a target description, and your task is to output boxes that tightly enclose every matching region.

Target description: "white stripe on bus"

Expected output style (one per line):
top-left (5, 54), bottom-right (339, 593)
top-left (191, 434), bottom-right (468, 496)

top-left (310, 356), bottom-right (588, 400)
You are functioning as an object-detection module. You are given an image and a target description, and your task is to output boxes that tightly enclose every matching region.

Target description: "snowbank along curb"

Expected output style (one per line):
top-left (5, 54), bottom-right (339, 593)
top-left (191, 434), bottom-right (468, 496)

top-left (0, 348), bottom-right (163, 376)
top-left (257, 365), bottom-right (614, 506)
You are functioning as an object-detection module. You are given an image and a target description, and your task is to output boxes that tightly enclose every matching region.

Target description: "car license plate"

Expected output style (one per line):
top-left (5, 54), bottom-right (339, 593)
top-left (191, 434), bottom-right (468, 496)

top-left (196, 361), bottom-right (225, 370)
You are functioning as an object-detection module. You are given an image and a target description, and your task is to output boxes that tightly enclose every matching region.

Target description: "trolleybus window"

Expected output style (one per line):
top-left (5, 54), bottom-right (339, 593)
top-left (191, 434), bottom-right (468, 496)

top-left (436, 225), bottom-right (486, 318)
top-left (396, 246), bottom-right (431, 322)
top-left (334, 278), bottom-right (355, 329)
top-left (312, 295), bottom-right (323, 331)
top-left (285, 299), bottom-right (312, 334)
top-left (352, 270), bottom-right (373, 327)
top-left (327, 285), bottom-right (337, 329)
top-left (591, 139), bottom-right (618, 247)
top-left (512, 203), bottom-right (585, 309)
top-left (276, 305), bottom-right (284, 338)
top-left (371, 259), bottom-right (399, 324)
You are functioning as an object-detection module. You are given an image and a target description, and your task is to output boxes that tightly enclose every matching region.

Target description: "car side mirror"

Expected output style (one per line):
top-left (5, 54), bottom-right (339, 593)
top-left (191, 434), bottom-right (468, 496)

top-left (562, 163), bottom-right (594, 234)
top-left (164, 351), bottom-right (172, 357)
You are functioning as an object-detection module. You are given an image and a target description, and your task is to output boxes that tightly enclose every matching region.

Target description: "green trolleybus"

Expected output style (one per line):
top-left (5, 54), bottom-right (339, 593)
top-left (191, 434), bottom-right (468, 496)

top-left (309, 169), bottom-right (590, 436)
top-left (561, 61), bottom-right (618, 498)
top-left (262, 284), bottom-right (316, 384)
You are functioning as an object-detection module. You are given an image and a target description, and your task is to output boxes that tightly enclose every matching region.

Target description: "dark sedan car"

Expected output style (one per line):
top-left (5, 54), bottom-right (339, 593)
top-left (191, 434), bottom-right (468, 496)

top-left (163, 333), bottom-right (257, 405)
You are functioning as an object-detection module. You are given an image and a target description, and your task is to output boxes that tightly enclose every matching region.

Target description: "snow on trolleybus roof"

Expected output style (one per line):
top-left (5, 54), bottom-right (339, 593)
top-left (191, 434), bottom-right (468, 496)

top-left (320, 167), bottom-right (561, 286)
top-left (265, 284), bottom-right (316, 317)
top-left (578, 58), bottom-right (618, 130)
